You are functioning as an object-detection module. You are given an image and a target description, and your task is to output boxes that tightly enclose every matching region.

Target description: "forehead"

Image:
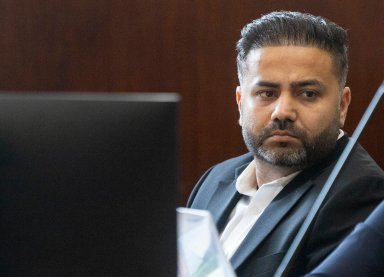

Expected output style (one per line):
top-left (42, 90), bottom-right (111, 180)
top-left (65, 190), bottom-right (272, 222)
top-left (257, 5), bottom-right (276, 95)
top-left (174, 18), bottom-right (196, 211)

top-left (243, 46), bottom-right (336, 83)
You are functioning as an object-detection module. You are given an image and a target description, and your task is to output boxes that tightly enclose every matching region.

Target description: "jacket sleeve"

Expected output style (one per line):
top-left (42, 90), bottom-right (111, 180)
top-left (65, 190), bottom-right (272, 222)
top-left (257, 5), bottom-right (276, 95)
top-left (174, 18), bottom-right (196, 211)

top-left (305, 201), bottom-right (384, 277)
top-left (302, 176), bottom-right (384, 274)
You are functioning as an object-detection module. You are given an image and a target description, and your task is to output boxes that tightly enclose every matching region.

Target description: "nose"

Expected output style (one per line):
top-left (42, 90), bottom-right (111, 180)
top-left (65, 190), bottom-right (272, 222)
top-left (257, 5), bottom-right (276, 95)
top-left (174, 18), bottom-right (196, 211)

top-left (271, 94), bottom-right (297, 122)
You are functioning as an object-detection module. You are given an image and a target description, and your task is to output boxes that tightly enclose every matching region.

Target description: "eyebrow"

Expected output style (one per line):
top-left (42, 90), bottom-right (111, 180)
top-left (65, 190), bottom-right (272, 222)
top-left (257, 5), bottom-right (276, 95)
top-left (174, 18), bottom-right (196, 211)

top-left (290, 80), bottom-right (326, 90)
top-left (254, 79), bottom-right (326, 90)
top-left (254, 81), bottom-right (280, 88)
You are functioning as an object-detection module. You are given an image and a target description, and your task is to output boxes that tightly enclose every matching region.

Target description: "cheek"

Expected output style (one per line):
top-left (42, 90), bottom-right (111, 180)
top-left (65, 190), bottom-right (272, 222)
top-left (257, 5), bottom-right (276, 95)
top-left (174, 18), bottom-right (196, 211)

top-left (241, 107), bottom-right (270, 131)
top-left (301, 109), bottom-right (339, 136)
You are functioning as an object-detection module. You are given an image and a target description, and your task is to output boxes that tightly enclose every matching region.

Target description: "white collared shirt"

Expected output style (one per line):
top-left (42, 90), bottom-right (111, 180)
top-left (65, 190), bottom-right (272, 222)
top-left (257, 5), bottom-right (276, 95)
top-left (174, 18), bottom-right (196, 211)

top-left (220, 160), bottom-right (300, 259)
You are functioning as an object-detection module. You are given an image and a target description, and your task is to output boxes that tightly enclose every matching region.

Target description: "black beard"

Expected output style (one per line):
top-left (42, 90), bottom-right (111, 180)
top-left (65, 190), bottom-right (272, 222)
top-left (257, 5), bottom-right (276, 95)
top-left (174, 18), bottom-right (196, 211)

top-left (242, 119), bottom-right (339, 169)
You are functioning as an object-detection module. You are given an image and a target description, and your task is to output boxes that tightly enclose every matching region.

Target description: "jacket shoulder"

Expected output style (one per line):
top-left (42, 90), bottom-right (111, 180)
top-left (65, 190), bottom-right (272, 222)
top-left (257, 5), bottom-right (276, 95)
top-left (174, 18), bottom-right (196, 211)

top-left (187, 152), bottom-right (253, 207)
top-left (210, 152), bottom-right (254, 175)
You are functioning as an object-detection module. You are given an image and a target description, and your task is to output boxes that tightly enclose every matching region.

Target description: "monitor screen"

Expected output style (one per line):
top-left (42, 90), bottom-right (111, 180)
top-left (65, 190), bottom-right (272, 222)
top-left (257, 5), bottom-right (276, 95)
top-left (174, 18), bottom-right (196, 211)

top-left (0, 93), bottom-right (179, 277)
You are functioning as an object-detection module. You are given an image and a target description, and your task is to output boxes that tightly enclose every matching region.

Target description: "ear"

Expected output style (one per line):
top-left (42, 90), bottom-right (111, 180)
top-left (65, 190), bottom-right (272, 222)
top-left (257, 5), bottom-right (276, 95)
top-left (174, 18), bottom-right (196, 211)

top-left (236, 86), bottom-right (243, 126)
top-left (339, 86), bottom-right (351, 128)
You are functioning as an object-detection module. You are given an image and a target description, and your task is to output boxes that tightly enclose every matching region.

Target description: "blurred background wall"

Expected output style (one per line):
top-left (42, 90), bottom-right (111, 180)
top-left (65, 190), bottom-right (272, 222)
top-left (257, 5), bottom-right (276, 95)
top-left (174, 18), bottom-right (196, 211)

top-left (0, 0), bottom-right (383, 204)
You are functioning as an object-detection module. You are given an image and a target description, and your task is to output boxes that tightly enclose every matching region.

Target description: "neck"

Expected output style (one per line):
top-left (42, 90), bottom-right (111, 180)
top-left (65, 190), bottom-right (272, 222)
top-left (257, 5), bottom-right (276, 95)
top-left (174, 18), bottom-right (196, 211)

top-left (254, 158), bottom-right (299, 187)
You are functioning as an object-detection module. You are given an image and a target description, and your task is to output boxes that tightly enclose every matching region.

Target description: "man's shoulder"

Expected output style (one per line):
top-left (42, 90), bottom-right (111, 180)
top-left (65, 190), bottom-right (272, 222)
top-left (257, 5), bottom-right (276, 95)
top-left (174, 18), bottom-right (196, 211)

top-left (198, 152), bottom-right (253, 183)
top-left (213, 152), bottom-right (254, 170)
top-left (341, 140), bottom-right (384, 182)
top-left (327, 134), bottom-right (383, 178)
top-left (187, 152), bottom-right (253, 208)
top-left (352, 144), bottom-right (383, 173)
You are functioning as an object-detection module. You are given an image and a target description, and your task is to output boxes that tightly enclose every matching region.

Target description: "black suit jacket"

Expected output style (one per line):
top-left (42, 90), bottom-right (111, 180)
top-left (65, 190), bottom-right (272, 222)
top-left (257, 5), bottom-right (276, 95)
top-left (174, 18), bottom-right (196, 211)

top-left (187, 136), bottom-right (384, 276)
top-left (306, 200), bottom-right (384, 277)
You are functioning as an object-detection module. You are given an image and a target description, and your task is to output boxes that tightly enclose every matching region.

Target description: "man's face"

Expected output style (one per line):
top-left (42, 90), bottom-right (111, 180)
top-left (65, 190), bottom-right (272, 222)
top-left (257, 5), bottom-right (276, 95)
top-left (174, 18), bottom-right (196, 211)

top-left (236, 46), bottom-right (351, 168)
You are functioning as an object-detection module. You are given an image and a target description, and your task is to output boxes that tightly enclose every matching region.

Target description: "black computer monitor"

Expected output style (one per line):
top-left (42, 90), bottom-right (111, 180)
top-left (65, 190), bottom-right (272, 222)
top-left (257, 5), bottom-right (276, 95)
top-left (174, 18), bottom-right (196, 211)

top-left (0, 93), bottom-right (179, 277)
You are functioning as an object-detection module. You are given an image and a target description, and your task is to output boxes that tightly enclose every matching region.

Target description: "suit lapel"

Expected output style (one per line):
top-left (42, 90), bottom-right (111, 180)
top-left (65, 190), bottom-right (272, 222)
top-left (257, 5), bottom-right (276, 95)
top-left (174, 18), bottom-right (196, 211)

top-left (208, 164), bottom-right (249, 232)
top-left (230, 177), bottom-right (315, 269)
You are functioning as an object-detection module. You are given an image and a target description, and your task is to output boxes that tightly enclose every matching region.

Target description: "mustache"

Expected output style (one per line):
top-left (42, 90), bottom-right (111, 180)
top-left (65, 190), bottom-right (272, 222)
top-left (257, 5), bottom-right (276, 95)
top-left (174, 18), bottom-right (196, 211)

top-left (260, 120), bottom-right (306, 139)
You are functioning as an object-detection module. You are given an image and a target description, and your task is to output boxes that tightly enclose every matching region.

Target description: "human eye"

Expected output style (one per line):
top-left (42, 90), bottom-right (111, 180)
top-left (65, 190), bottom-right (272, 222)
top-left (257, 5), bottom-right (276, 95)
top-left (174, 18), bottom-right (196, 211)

top-left (299, 90), bottom-right (319, 101)
top-left (255, 90), bottom-right (278, 100)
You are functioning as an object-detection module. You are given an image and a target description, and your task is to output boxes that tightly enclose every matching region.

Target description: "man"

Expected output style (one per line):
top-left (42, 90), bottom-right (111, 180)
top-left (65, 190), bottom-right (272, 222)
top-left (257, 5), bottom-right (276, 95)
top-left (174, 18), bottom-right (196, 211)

top-left (187, 11), bottom-right (384, 276)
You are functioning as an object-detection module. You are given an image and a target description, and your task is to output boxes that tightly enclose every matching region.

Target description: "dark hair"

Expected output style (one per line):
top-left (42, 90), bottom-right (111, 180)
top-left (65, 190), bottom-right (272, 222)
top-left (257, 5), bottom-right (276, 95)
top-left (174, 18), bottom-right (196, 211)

top-left (236, 11), bottom-right (349, 87)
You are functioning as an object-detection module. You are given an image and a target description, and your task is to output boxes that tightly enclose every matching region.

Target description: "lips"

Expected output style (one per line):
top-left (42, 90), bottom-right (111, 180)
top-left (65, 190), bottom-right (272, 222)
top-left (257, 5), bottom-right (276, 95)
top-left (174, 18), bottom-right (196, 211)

top-left (267, 130), bottom-right (299, 143)
top-left (270, 131), bottom-right (297, 137)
